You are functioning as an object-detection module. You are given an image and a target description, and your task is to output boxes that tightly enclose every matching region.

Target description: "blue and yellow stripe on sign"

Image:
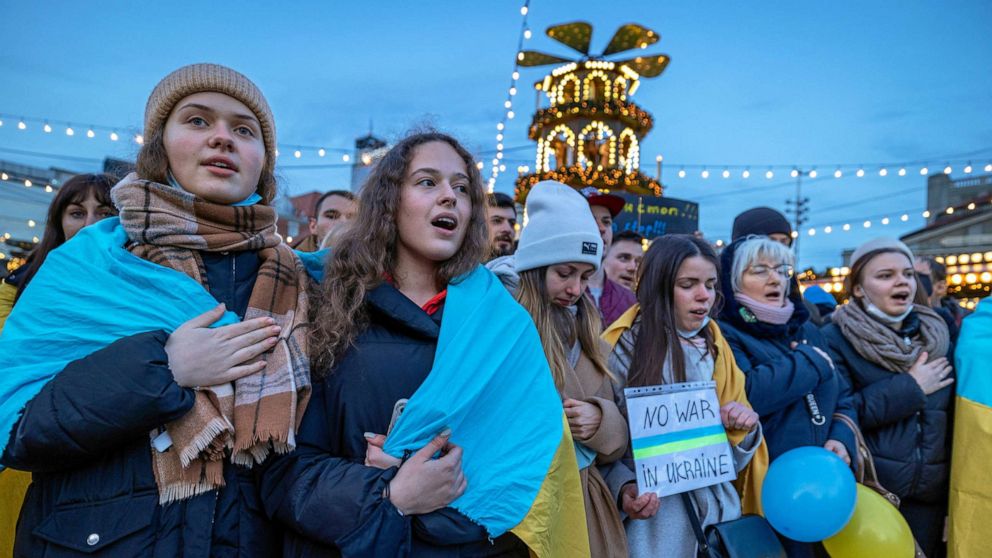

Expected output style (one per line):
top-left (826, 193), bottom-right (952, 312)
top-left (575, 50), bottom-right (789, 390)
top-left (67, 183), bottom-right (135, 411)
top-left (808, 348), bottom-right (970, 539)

top-left (632, 424), bottom-right (729, 459)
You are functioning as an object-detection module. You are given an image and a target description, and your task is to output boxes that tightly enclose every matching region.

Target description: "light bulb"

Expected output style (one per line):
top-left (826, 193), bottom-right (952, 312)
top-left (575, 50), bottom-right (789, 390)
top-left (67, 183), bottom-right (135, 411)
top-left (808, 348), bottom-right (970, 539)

top-left (17, 120), bottom-right (26, 130)
top-left (766, 170), bottom-right (774, 179)
top-left (66, 126), bottom-right (75, 136)
top-left (856, 168), bottom-right (864, 177)
top-left (920, 167), bottom-right (928, 175)
top-left (318, 148), bottom-right (326, 157)
top-left (742, 169), bottom-right (750, 178)
top-left (109, 132), bottom-right (119, 141)
top-left (86, 129), bottom-right (95, 138)
top-left (43, 122), bottom-right (52, 133)
top-left (879, 168), bottom-right (887, 176)
top-left (834, 169), bottom-right (842, 178)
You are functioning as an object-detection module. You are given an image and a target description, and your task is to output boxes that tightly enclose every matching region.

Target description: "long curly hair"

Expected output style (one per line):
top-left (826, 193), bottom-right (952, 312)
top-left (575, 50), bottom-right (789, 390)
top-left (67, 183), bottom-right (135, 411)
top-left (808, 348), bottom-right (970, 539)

top-left (309, 131), bottom-right (488, 375)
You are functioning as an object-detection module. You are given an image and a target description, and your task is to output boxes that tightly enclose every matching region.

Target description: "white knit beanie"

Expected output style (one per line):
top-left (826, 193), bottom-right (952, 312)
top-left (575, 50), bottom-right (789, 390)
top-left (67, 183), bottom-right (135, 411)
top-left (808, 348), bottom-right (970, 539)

top-left (515, 181), bottom-right (602, 273)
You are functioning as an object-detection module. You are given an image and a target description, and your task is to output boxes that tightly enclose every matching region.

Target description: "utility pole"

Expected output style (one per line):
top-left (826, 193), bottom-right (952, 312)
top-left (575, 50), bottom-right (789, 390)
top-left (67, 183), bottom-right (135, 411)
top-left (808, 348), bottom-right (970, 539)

top-left (785, 169), bottom-right (810, 264)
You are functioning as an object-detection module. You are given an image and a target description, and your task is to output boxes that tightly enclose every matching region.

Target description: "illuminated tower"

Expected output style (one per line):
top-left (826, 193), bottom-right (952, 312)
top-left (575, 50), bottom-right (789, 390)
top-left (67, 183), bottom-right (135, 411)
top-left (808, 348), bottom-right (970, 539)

top-left (514, 22), bottom-right (671, 203)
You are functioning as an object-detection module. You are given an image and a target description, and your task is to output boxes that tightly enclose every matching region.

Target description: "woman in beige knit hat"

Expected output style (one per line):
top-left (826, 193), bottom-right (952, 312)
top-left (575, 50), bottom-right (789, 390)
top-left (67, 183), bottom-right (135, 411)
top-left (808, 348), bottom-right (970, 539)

top-left (1, 63), bottom-right (311, 557)
top-left (821, 237), bottom-right (953, 556)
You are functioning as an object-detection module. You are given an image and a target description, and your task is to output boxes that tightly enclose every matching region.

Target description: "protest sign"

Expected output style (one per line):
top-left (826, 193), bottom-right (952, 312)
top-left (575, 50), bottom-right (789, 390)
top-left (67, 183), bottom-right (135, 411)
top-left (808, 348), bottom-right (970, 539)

top-left (624, 381), bottom-right (736, 497)
top-left (612, 194), bottom-right (699, 238)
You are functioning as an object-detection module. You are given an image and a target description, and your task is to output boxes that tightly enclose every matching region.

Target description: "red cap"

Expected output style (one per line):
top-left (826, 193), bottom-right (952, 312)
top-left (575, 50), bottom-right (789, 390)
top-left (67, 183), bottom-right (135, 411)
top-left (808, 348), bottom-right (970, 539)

top-left (578, 186), bottom-right (625, 217)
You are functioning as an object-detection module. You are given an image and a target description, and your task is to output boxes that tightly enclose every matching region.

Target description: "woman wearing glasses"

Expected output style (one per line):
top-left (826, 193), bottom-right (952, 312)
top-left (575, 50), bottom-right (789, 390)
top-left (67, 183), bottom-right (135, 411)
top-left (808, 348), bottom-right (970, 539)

top-left (716, 236), bottom-right (858, 557)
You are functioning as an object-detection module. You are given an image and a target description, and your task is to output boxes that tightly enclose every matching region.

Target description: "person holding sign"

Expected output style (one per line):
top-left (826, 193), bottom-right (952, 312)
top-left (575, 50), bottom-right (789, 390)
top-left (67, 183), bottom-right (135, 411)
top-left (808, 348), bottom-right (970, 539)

top-left (717, 236), bottom-right (857, 556)
top-left (603, 234), bottom-right (769, 558)
top-left (259, 135), bottom-right (588, 557)
top-left (822, 238), bottom-right (953, 558)
top-left (511, 181), bottom-right (630, 557)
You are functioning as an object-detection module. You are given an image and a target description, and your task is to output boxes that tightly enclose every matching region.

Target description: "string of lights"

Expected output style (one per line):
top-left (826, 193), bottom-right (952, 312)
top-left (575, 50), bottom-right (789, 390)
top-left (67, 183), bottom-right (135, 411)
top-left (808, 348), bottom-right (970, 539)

top-left (0, 113), bottom-right (355, 162)
top-left (5, 110), bottom-right (990, 180)
top-left (486, 0), bottom-right (532, 192)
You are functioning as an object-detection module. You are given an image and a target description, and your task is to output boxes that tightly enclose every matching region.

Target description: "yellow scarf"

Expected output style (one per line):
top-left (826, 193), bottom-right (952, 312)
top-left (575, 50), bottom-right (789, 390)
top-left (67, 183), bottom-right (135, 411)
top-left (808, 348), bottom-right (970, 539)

top-left (603, 304), bottom-right (769, 515)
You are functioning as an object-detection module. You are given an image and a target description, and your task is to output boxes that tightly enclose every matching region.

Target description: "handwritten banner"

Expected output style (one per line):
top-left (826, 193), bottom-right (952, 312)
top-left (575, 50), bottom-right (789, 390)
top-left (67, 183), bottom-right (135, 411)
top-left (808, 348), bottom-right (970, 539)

top-left (624, 381), bottom-right (736, 497)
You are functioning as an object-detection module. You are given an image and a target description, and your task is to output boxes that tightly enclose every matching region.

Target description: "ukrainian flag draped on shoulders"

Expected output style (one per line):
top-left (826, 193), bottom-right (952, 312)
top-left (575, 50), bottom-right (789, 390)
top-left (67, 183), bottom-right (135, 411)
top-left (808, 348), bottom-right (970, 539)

top-left (603, 304), bottom-right (770, 516)
top-left (949, 299), bottom-right (992, 558)
top-left (382, 265), bottom-right (589, 557)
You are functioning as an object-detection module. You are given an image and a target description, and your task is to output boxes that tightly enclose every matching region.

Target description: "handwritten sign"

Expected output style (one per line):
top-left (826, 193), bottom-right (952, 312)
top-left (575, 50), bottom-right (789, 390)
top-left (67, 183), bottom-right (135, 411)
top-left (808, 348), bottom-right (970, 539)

top-left (624, 381), bottom-right (736, 497)
top-left (612, 194), bottom-right (699, 238)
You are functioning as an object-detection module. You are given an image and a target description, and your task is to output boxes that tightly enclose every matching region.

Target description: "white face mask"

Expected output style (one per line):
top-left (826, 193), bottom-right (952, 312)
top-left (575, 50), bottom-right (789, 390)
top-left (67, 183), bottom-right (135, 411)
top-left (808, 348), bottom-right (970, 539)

top-left (678, 315), bottom-right (711, 339)
top-left (861, 291), bottom-right (913, 324)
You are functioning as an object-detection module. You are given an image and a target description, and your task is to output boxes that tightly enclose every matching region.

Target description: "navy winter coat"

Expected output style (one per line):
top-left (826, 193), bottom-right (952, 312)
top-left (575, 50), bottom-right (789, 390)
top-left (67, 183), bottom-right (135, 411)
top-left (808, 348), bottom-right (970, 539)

top-left (258, 282), bottom-right (528, 557)
top-left (716, 239), bottom-right (858, 462)
top-left (821, 312), bottom-right (953, 504)
top-left (2, 250), bottom-right (280, 558)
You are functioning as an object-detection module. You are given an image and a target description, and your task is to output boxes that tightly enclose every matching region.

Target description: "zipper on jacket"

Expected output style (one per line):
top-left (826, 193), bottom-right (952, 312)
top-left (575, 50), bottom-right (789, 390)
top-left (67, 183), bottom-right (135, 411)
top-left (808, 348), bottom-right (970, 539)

top-left (909, 411), bottom-right (924, 496)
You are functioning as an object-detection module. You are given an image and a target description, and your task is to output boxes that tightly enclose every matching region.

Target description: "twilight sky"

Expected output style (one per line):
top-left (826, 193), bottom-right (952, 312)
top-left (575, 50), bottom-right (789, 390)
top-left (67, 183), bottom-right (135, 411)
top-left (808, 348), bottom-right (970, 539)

top-left (1, 0), bottom-right (989, 267)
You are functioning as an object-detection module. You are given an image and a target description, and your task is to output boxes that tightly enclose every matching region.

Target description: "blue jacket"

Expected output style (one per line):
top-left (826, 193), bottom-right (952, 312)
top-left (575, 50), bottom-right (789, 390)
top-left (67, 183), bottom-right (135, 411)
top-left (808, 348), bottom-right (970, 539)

top-left (2, 250), bottom-right (279, 558)
top-left (258, 282), bottom-right (528, 557)
top-left (716, 239), bottom-right (858, 463)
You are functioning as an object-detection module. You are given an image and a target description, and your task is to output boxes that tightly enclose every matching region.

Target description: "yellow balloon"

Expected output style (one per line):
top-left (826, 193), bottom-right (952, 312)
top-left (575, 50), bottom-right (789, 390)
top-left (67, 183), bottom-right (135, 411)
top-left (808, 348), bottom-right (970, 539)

top-left (823, 485), bottom-right (915, 558)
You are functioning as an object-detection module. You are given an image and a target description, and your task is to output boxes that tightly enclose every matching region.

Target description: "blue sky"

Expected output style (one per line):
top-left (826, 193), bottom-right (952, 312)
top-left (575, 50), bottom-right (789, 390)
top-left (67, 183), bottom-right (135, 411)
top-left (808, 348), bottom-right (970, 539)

top-left (1, 0), bottom-right (989, 267)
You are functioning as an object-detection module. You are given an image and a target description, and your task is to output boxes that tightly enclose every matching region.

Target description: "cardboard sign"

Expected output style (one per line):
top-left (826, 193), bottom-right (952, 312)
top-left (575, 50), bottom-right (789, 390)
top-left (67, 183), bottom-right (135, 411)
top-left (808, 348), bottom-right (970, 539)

top-left (624, 381), bottom-right (736, 497)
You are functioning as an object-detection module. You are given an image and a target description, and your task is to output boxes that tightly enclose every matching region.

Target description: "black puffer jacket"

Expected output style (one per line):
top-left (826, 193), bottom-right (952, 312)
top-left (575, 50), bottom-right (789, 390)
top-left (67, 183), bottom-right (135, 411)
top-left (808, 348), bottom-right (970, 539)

top-left (259, 282), bottom-right (528, 557)
top-left (716, 239), bottom-right (858, 463)
top-left (821, 312), bottom-right (953, 504)
top-left (2, 250), bottom-right (280, 558)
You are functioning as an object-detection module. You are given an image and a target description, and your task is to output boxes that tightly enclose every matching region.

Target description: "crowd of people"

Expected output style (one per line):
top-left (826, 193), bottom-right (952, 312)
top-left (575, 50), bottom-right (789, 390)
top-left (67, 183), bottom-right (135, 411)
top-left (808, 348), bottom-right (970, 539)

top-left (0, 63), bottom-right (985, 558)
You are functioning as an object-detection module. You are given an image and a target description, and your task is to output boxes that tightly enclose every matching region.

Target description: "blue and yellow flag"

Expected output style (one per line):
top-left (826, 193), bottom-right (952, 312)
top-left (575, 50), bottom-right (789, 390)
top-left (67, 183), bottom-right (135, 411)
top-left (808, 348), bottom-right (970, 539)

top-left (950, 300), bottom-right (992, 558)
top-left (383, 265), bottom-right (589, 557)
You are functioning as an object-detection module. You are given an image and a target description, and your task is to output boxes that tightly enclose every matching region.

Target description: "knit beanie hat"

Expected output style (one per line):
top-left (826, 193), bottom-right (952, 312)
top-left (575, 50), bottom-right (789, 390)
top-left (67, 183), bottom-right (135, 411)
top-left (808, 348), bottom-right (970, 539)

top-left (515, 181), bottom-right (602, 273)
top-left (143, 63), bottom-right (277, 199)
top-left (732, 207), bottom-right (792, 241)
top-left (850, 237), bottom-right (914, 268)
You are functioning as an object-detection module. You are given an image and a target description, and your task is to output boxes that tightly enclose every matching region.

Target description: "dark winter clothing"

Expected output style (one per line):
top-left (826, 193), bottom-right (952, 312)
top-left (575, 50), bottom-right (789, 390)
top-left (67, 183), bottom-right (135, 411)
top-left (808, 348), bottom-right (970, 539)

top-left (717, 240), bottom-right (858, 462)
top-left (717, 238), bottom-right (857, 557)
top-left (258, 282), bottom-right (528, 557)
top-left (2, 251), bottom-right (280, 558)
top-left (822, 312), bottom-right (953, 557)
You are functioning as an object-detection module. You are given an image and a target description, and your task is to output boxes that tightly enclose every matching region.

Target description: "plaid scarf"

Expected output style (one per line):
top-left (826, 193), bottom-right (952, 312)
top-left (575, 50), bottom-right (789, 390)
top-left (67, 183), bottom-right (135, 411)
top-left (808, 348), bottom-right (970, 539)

top-left (113, 174), bottom-right (311, 503)
top-left (831, 300), bottom-right (949, 373)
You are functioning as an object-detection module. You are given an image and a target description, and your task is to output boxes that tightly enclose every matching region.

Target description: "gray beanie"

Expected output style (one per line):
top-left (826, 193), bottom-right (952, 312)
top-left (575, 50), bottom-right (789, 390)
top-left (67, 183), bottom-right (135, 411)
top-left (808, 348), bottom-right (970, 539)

top-left (850, 237), bottom-right (914, 267)
top-left (515, 181), bottom-right (603, 273)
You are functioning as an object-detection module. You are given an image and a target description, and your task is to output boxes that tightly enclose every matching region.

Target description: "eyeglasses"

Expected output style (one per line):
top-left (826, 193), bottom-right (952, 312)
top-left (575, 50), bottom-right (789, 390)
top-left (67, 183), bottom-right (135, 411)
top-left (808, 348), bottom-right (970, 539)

top-left (747, 264), bottom-right (795, 278)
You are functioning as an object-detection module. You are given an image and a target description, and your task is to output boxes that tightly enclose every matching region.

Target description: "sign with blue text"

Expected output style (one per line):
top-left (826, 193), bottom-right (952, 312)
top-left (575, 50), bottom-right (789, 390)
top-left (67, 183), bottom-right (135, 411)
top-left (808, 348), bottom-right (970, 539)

top-left (613, 194), bottom-right (699, 239)
top-left (624, 381), bottom-right (736, 497)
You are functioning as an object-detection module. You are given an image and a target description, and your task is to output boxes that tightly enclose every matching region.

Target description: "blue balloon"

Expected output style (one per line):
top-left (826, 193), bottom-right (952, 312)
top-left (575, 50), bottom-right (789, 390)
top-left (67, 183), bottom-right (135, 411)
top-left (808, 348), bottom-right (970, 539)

top-left (761, 446), bottom-right (857, 542)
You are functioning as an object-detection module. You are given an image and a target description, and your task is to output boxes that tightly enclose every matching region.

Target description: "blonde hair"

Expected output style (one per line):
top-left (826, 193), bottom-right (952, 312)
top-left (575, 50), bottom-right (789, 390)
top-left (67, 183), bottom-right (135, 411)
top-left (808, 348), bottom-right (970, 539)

top-left (515, 267), bottom-right (612, 390)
